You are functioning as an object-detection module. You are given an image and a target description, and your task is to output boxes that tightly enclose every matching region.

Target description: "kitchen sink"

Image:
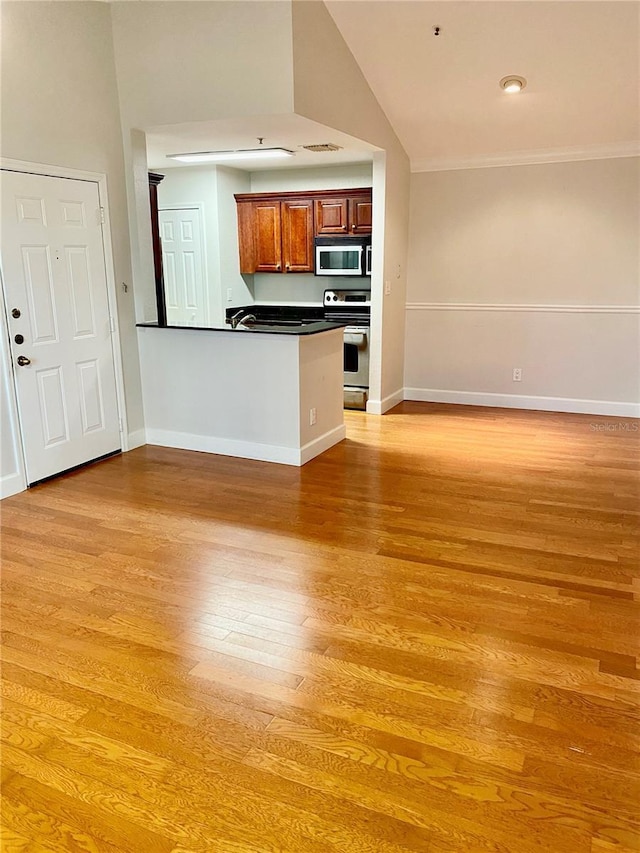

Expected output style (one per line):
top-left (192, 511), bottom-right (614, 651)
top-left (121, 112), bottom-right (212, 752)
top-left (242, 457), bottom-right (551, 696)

top-left (235, 319), bottom-right (314, 330)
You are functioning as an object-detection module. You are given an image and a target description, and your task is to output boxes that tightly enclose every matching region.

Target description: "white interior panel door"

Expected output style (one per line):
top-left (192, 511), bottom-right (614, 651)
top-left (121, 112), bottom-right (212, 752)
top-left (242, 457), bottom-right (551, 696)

top-left (1, 170), bottom-right (121, 484)
top-left (159, 208), bottom-right (207, 326)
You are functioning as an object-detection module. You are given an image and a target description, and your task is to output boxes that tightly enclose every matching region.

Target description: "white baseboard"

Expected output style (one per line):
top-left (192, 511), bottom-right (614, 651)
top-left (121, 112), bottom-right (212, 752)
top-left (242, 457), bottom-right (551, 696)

top-left (127, 429), bottom-right (147, 450)
top-left (1, 472), bottom-right (26, 499)
top-left (299, 424), bottom-right (346, 465)
top-left (146, 425), bottom-right (345, 467)
top-left (404, 387), bottom-right (640, 418)
top-left (366, 388), bottom-right (404, 415)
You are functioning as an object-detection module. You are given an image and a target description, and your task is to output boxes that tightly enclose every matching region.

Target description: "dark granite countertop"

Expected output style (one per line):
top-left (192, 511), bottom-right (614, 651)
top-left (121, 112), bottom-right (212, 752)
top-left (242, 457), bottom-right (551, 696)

top-left (136, 321), bottom-right (344, 336)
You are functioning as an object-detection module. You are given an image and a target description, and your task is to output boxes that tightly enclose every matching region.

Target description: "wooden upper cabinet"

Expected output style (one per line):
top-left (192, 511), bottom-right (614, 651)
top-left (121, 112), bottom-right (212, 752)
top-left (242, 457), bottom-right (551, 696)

top-left (236, 200), bottom-right (255, 274)
top-left (237, 199), bottom-right (313, 274)
top-left (348, 195), bottom-right (373, 234)
top-left (282, 199), bottom-right (314, 273)
top-left (314, 192), bottom-right (372, 236)
top-left (235, 187), bottom-right (372, 274)
top-left (314, 198), bottom-right (349, 235)
top-left (253, 201), bottom-right (282, 272)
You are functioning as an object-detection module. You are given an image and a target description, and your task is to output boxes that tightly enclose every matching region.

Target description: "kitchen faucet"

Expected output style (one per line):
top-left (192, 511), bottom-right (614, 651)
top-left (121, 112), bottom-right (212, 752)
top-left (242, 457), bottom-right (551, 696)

top-left (230, 310), bottom-right (256, 329)
top-left (230, 309), bottom-right (247, 329)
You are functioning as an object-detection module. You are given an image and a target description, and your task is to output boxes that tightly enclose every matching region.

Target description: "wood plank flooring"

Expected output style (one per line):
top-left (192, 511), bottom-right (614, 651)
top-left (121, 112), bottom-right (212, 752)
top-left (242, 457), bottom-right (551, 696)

top-left (1, 402), bottom-right (639, 853)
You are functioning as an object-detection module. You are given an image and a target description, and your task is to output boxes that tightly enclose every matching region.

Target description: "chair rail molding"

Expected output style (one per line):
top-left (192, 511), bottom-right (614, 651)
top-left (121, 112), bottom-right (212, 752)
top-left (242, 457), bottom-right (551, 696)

top-left (406, 303), bottom-right (640, 314)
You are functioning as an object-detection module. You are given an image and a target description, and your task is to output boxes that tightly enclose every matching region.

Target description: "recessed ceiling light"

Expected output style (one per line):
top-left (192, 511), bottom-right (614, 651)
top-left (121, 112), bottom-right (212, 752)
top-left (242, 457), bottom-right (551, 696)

top-left (167, 148), bottom-right (294, 164)
top-left (500, 76), bottom-right (527, 94)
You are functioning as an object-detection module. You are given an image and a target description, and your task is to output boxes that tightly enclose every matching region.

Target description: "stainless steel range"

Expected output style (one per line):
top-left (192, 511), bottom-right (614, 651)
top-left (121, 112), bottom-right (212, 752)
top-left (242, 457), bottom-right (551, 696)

top-left (324, 289), bottom-right (371, 410)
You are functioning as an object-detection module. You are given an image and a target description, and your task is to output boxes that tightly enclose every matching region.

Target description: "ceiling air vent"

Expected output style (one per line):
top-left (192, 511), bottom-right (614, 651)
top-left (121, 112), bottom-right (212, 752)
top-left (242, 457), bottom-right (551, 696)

top-left (301, 143), bottom-right (343, 153)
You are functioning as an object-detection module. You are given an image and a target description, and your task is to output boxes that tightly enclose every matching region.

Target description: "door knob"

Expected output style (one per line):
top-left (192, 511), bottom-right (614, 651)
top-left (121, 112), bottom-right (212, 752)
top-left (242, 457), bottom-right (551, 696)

top-left (16, 355), bottom-right (31, 366)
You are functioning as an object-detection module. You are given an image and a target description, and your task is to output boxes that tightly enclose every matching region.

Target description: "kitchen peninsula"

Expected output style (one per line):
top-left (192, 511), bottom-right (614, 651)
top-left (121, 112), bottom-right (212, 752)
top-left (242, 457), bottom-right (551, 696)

top-left (136, 323), bottom-right (345, 466)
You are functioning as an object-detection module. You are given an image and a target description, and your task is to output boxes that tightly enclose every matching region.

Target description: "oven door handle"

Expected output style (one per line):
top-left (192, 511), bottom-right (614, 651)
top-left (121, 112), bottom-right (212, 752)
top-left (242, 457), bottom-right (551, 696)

top-left (344, 328), bottom-right (368, 346)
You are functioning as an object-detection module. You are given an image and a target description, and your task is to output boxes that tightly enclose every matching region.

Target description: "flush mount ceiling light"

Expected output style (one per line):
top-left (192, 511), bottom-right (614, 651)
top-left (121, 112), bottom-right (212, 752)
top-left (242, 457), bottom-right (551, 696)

top-left (167, 148), bottom-right (294, 164)
top-left (500, 75), bottom-right (527, 94)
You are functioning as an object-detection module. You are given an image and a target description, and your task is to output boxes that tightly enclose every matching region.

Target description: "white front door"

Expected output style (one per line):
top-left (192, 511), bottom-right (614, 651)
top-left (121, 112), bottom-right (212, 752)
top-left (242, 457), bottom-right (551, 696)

top-left (1, 170), bottom-right (121, 484)
top-left (159, 207), bottom-right (207, 326)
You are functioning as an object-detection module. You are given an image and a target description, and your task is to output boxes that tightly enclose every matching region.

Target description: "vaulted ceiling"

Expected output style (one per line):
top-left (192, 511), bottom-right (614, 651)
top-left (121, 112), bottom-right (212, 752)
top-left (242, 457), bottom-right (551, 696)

top-left (325, 1), bottom-right (639, 170)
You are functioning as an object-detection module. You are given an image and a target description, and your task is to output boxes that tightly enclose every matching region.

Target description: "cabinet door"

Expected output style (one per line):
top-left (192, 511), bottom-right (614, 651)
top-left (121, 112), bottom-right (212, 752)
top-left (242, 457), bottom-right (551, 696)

top-left (348, 195), bottom-right (373, 234)
top-left (236, 200), bottom-right (255, 274)
top-left (314, 197), bottom-right (348, 235)
top-left (282, 199), bottom-right (314, 273)
top-left (253, 201), bottom-right (282, 272)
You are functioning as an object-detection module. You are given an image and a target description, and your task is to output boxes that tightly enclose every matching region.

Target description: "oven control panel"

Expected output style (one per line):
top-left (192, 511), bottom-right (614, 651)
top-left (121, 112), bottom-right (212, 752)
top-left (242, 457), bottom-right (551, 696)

top-left (324, 289), bottom-right (371, 308)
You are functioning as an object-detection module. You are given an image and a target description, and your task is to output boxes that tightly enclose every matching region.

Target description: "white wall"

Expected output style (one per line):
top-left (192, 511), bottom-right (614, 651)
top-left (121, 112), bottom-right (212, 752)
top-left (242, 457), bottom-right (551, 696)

top-left (110, 1), bottom-right (294, 131)
top-left (0, 366), bottom-right (22, 497)
top-left (291, 0), bottom-right (410, 412)
top-left (0, 1), bottom-right (144, 445)
top-left (130, 129), bottom-right (158, 325)
top-left (250, 162), bottom-right (374, 305)
top-left (157, 166), bottom-right (253, 326)
top-left (216, 167), bottom-right (255, 312)
top-left (405, 157), bottom-right (640, 415)
top-left (298, 330), bottom-right (344, 449)
top-left (253, 274), bottom-right (372, 306)
top-left (250, 163), bottom-right (373, 193)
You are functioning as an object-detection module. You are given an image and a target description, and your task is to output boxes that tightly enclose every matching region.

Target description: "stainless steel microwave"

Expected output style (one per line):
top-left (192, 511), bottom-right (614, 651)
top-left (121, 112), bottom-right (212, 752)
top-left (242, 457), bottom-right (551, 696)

top-left (315, 236), bottom-right (372, 277)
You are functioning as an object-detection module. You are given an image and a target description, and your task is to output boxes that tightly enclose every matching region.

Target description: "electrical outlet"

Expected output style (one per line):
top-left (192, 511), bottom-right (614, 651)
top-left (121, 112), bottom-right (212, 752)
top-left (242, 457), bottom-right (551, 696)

top-left (513, 368), bottom-right (522, 382)
top-left (384, 280), bottom-right (392, 295)
top-left (309, 407), bottom-right (317, 426)
top-left (226, 288), bottom-right (233, 302)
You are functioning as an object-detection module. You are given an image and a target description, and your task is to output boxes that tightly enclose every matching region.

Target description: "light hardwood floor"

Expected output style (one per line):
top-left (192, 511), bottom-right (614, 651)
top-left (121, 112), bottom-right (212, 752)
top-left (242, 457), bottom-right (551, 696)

top-left (1, 402), bottom-right (639, 853)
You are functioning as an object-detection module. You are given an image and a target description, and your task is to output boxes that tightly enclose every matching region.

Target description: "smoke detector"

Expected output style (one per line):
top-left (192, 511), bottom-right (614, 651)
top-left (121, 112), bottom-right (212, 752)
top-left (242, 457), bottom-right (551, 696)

top-left (301, 143), bottom-right (343, 153)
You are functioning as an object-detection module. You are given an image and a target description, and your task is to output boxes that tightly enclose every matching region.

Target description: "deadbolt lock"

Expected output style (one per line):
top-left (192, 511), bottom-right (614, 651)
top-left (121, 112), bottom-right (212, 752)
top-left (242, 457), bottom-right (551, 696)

top-left (11, 308), bottom-right (21, 319)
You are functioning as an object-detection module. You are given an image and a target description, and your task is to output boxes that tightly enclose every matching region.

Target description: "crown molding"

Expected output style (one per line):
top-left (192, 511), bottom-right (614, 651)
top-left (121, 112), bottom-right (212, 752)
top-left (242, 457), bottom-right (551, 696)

top-left (411, 142), bottom-right (640, 174)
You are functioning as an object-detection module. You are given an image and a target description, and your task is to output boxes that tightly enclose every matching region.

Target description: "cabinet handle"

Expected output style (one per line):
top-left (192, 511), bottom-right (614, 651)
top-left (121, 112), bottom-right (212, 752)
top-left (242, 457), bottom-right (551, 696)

top-left (351, 224), bottom-right (355, 231)
top-left (285, 263), bottom-right (291, 270)
top-left (276, 263), bottom-right (281, 270)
